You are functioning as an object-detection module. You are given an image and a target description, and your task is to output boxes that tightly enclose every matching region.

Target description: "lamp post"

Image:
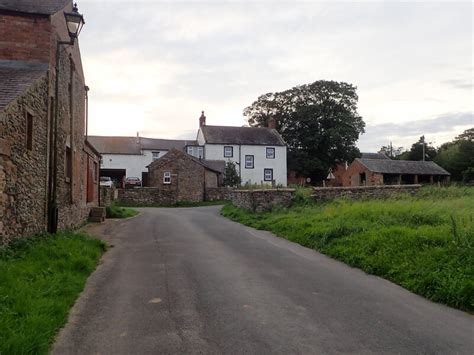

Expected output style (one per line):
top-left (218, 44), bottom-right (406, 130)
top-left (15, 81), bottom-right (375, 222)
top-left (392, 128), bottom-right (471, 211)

top-left (48, 3), bottom-right (85, 233)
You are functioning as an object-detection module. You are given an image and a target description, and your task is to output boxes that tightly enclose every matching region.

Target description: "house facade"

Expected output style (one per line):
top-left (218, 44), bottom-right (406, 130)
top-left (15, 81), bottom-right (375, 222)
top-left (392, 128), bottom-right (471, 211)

top-left (88, 135), bottom-right (197, 187)
top-left (147, 149), bottom-right (221, 202)
top-left (196, 113), bottom-right (287, 186)
top-left (0, 0), bottom-right (100, 244)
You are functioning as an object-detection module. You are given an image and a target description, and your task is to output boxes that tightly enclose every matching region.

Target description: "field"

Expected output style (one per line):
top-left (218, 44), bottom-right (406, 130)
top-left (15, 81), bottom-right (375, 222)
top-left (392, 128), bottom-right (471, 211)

top-left (0, 232), bottom-right (106, 354)
top-left (222, 186), bottom-right (474, 312)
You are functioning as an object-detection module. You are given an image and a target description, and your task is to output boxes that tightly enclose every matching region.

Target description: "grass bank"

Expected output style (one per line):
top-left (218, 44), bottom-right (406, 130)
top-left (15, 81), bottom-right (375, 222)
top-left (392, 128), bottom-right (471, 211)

top-left (105, 205), bottom-right (139, 218)
top-left (221, 186), bottom-right (474, 312)
top-left (0, 232), bottom-right (106, 354)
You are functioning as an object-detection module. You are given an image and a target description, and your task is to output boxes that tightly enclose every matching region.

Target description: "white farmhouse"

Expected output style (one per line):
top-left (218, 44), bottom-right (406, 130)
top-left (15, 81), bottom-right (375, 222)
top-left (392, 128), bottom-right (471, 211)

top-left (195, 112), bottom-right (287, 186)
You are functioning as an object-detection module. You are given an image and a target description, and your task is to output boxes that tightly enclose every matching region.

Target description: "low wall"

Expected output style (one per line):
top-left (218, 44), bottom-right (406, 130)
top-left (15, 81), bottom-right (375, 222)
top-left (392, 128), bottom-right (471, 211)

top-left (117, 188), bottom-right (176, 206)
top-left (231, 189), bottom-right (296, 212)
top-left (205, 187), bottom-right (234, 201)
top-left (312, 184), bottom-right (422, 201)
top-left (100, 187), bottom-right (118, 207)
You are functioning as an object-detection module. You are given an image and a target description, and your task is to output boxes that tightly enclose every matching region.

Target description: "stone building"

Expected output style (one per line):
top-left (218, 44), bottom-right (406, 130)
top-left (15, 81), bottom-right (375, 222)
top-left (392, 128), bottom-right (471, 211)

top-left (340, 156), bottom-right (450, 186)
top-left (0, 0), bottom-right (100, 244)
top-left (147, 149), bottom-right (222, 202)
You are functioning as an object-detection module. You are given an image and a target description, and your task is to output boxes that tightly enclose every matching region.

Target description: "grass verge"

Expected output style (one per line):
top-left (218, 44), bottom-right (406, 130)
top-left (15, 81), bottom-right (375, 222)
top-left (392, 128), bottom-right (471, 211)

top-left (0, 232), bottom-right (106, 354)
top-left (116, 200), bottom-right (228, 208)
top-left (221, 186), bottom-right (474, 312)
top-left (105, 205), bottom-right (139, 218)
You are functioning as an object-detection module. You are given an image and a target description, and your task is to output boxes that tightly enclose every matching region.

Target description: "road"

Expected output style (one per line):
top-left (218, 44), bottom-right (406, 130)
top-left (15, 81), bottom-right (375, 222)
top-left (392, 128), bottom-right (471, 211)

top-left (53, 206), bottom-right (474, 354)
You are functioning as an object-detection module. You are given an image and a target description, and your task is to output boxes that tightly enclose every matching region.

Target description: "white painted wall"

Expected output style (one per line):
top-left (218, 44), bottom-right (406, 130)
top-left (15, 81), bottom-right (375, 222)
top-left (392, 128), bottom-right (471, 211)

top-left (100, 149), bottom-right (168, 178)
top-left (204, 144), bottom-right (287, 186)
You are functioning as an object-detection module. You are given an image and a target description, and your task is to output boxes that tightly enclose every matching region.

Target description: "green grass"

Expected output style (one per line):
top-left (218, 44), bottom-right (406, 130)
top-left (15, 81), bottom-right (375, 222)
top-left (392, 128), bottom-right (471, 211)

top-left (105, 205), bottom-right (139, 218)
top-left (221, 186), bottom-right (474, 312)
top-left (0, 232), bottom-right (106, 354)
top-left (116, 200), bottom-right (228, 208)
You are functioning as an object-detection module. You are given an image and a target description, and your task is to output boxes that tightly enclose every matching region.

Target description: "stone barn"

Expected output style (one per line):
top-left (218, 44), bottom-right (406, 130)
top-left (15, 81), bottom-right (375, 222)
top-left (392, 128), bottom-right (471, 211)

top-left (343, 158), bottom-right (450, 186)
top-left (147, 149), bottom-right (223, 202)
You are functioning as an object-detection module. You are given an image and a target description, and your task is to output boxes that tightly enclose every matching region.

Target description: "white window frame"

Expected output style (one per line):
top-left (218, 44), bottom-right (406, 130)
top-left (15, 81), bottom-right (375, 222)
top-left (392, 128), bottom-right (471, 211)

top-left (224, 146), bottom-right (233, 158)
top-left (264, 168), bottom-right (273, 181)
top-left (163, 171), bottom-right (171, 184)
top-left (197, 146), bottom-right (204, 159)
top-left (187, 146), bottom-right (193, 155)
top-left (245, 155), bottom-right (254, 169)
top-left (266, 147), bottom-right (275, 159)
top-left (152, 151), bottom-right (160, 161)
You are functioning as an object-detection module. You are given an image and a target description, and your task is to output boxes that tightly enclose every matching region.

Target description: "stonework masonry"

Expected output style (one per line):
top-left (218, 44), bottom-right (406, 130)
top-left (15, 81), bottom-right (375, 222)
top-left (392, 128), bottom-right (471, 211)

top-left (312, 185), bottom-right (421, 201)
top-left (230, 189), bottom-right (295, 212)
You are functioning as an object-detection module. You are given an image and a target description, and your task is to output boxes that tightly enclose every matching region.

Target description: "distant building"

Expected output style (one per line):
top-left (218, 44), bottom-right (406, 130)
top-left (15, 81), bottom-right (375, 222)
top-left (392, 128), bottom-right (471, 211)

top-left (0, 0), bottom-right (100, 243)
top-left (335, 153), bottom-right (451, 186)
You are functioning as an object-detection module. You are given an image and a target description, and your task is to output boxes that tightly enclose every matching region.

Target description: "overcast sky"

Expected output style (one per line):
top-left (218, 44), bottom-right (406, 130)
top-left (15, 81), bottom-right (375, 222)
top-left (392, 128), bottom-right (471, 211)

top-left (79, 0), bottom-right (473, 152)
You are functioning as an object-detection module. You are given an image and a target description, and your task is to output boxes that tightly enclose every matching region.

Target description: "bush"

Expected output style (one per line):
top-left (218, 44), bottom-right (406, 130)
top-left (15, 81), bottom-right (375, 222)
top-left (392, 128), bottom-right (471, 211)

top-left (462, 167), bottom-right (474, 183)
top-left (105, 205), bottom-right (138, 218)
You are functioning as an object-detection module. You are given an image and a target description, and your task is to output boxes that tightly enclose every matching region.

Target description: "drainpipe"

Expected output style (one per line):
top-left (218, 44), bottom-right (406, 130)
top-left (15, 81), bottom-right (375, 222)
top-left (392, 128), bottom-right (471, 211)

top-left (85, 85), bottom-right (89, 138)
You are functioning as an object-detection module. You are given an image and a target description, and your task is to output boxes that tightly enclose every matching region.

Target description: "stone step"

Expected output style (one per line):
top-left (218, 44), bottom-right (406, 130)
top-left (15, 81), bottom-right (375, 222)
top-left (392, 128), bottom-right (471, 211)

top-left (90, 207), bottom-right (106, 217)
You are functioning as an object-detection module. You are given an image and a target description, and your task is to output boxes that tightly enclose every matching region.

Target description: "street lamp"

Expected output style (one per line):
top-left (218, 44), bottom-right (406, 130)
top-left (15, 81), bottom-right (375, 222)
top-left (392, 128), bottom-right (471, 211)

top-left (48, 3), bottom-right (85, 233)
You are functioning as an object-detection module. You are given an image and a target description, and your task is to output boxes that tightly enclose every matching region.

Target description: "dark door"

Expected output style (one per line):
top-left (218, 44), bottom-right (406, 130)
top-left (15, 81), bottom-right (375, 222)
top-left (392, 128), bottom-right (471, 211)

top-left (142, 172), bottom-right (149, 187)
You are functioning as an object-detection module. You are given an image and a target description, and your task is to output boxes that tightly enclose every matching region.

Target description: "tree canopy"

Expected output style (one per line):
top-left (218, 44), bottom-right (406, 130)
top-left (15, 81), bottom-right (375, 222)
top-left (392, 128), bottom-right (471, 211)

top-left (244, 80), bottom-right (365, 181)
top-left (397, 135), bottom-right (437, 161)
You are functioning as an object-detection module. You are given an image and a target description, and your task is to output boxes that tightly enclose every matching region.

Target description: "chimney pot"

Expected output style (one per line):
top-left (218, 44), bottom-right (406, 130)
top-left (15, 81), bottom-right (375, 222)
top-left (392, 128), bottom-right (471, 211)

top-left (199, 111), bottom-right (206, 127)
top-left (268, 118), bottom-right (276, 130)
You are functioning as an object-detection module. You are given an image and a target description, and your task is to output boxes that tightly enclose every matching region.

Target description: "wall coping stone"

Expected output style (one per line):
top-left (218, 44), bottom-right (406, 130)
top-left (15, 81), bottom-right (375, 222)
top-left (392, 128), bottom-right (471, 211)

top-left (234, 188), bottom-right (296, 193)
top-left (313, 184), bottom-right (422, 191)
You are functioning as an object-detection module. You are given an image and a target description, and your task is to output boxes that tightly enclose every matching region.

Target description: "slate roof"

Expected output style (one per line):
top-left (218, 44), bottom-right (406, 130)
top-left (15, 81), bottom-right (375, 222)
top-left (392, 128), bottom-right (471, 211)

top-left (148, 149), bottom-right (222, 174)
top-left (357, 159), bottom-right (450, 176)
top-left (0, 60), bottom-right (48, 110)
top-left (202, 160), bottom-right (226, 174)
top-left (0, 0), bottom-right (70, 15)
top-left (201, 125), bottom-right (285, 146)
top-left (361, 152), bottom-right (390, 160)
top-left (87, 136), bottom-right (196, 155)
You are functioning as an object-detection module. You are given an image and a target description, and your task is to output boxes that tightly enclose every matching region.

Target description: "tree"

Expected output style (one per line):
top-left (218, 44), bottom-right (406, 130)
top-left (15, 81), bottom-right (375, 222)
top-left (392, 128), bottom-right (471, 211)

top-left (435, 128), bottom-right (474, 181)
top-left (244, 80), bottom-right (365, 182)
top-left (223, 161), bottom-right (241, 187)
top-left (379, 143), bottom-right (404, 159)
top-left (400, 135), bottom-right (437, 161)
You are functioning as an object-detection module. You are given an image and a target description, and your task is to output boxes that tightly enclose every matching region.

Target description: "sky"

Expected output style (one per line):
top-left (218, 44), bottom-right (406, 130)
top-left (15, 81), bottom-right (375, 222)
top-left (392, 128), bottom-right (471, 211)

top-left (79, 0), bottom-right (473, 152)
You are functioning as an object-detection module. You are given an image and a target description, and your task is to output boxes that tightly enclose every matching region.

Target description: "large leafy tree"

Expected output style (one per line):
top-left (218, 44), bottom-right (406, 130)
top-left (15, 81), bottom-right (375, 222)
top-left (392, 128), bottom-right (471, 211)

top-left (398, 135), bottom-right (437, 161)
top-left (244, 80), bottom-right (365, 181)
top-left (434, 128), bottom-right (474, 181)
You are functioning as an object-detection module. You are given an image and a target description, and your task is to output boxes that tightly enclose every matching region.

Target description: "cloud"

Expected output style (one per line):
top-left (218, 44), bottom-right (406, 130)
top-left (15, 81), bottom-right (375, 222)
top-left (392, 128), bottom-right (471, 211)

top-left (357, 112), bottom-right (473, 152)
top-left (441, 79), bottom-right (473, 90)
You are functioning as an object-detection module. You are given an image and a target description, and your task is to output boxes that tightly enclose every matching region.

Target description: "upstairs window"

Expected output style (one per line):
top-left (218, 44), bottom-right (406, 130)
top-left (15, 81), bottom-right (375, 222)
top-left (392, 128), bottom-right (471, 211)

top-left (26, 112), bottom-right (33, 150)
top-left (163, 171), bottom-right (171, 184)
top-left (245, 155), bottom-right (254, 169)
top-left (266, 147), bottom-right (275, 159)
top-left (264, 168), bottom-right (273, 181)
top-left (224, 146), bottom-right (233, 158)
top-left (152, 151), bottom-right (160, 161)
top-left (187, 146), bottom-right (204, 159)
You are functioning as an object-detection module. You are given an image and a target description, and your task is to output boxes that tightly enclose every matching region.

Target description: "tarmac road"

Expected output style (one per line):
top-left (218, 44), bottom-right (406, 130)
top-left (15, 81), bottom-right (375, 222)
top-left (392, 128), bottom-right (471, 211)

top-left (53, 206), bottom-right (474, 354)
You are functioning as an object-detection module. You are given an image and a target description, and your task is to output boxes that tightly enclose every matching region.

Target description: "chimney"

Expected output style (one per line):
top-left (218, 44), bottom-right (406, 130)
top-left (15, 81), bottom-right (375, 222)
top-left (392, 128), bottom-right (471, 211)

top-left (199, 111), bottom-right (206, 127)
top-left (136, 132), bottom-right (140, 144)
top-left (268, 118), bottom-right (276, 130)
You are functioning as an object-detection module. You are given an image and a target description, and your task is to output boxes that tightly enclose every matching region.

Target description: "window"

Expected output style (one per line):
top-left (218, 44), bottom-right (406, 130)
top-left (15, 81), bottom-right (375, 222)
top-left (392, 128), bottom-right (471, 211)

top-left (245, 155), bottom-right (254, 169)
top-left (152, 151), bottom-right (160, 161)
top-left (65, 146), bottom-right (72, 182)
top-left (266, 147), bottom-right (275, 159)
top-left (224, 146), bottom-right (233, 158)
top-left (264, 168), bottom-right (273, 181)
top-left (163, 171), bottom-right (171, 184)
top-left (26, 112), bottom-right (33, 150)
top-left (187, 146), bottom-right (204, 159)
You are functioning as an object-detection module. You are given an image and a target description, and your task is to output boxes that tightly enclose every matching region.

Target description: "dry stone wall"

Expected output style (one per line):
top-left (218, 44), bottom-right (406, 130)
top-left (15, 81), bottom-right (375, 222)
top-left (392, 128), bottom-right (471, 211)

top-left (312, 185), bottom-right (421, 201)
top-left (230, 189), bottom-right (295, 212)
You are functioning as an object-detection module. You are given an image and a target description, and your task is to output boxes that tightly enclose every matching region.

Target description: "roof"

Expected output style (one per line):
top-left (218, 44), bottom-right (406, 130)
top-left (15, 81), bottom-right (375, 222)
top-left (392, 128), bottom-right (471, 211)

top-left (0, 0), bottom-right (70, 15)
top-left (202, 160), bottom-right (226, 174)
top-left (357, 159), bottom-right (450, 176)
top-left (148, 149), bottom-right (222, 174)
top-left (0, 60), bottom-right (48, 110)
top-left (87, 136), bottom-right (197, 155)
top-left (361, 152), bottom-right (390, 160)
top-left (201, 125), bottom-right (285, 146)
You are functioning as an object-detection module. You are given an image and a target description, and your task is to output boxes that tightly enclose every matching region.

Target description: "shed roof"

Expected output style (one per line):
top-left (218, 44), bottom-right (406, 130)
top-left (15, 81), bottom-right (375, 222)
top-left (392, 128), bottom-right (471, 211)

top-left (87, 136), bottom-right (197, 155)
top-left (201, 125), bottom-right (285, 146)
top-left (361, 152), bottom-right (390, 160)
top-left (148, 149), bottom-right (222, 174)
top-left (0, 0), bottom-right (70, 15)
top-left (357, 159), bottom-right (450, 175)
top-left (0, 60), bottom-right (48, 110)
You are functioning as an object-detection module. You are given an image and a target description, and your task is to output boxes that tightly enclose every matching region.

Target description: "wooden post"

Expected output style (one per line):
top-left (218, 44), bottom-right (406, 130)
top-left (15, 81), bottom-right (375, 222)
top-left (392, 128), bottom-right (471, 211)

top-left (397, 174), bottom-right (402, 185)
top-left (414, 175), bottom-right (418, 184)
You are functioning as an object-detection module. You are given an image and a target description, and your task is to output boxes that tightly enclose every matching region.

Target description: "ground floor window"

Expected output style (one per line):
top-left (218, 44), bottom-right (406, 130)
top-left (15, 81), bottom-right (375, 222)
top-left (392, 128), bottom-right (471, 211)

top-left (245, 155), bottom-right (254, 169)
top-left (163, 171), bottom-right (171, 184)
top-left (264, 168), bottom-right (273, 181)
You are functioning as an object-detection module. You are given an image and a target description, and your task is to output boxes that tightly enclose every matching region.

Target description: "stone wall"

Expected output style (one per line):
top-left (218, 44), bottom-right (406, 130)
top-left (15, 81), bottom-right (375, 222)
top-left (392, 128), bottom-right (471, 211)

top-left (100, 186), bottom-right (118, 207)
top-left (205, 187), bottom-right (234, 201)
top-left (312, 185), bottom-right (421, 201)
top-left (230, 189), bottom-right (295, 212)
top-left (117, 188), bottom-right (176, 206)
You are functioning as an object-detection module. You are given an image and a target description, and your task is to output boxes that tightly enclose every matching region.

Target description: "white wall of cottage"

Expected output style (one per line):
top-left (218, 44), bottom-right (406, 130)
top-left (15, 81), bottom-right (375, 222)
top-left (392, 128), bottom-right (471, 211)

top-left (100, 149), bottom-right (169, 179)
